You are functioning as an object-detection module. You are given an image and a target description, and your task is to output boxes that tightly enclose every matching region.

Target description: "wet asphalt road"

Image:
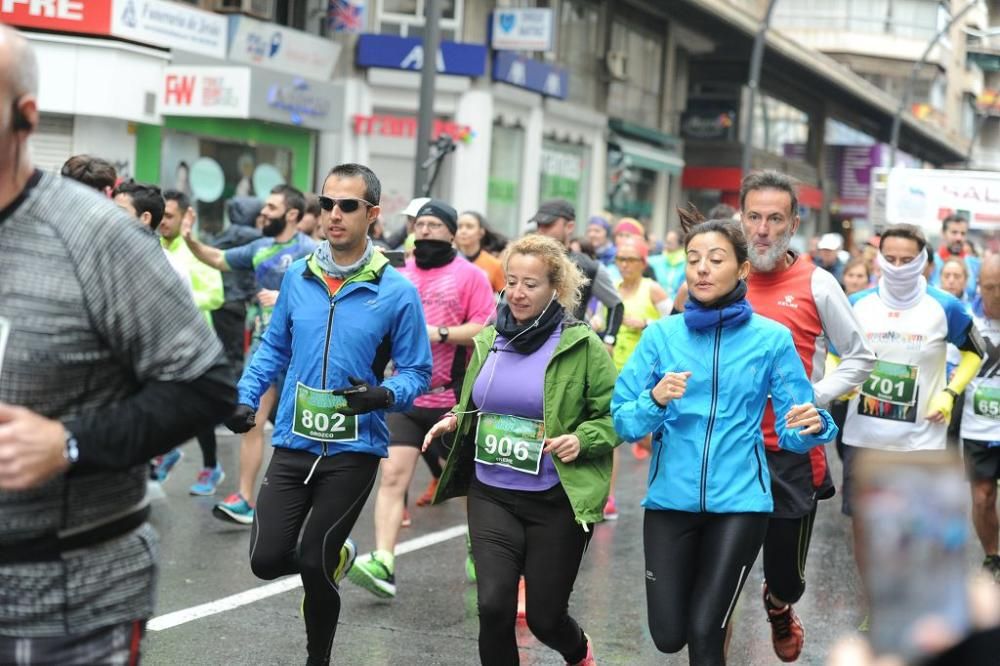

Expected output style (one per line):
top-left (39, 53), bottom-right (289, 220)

top-left (142, 435), bottom-right (877, 665)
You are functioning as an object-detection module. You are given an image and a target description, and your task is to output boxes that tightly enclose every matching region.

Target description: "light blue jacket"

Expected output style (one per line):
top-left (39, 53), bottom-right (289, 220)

top-left (238, 252), bottom-right (432, 458)
top-left (612, 313), bottom-right (837, 513)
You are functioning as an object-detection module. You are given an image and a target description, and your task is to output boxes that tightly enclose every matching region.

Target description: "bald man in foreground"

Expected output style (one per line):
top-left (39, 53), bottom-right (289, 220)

top-left (0, 26), bottom-right (235, 663)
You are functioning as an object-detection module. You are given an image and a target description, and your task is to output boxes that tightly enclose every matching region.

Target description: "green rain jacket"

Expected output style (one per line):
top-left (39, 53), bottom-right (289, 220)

top-left (433, 319), bottom-right (619, 526)
top-left (162, 235), bottom-right (224, 325)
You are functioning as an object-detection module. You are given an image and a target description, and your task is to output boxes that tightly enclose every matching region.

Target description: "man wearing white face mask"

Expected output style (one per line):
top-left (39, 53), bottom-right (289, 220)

top-left (841, 224), bottom-right (985, 616)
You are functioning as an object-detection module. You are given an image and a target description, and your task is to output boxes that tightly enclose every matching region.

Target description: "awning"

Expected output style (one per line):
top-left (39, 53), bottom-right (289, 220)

top-left (611, 136), bottom-right (685, 175)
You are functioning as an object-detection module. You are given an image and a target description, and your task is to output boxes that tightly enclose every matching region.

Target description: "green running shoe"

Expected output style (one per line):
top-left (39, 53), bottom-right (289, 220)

top-left (333, 538), bottom-right (357, 585)
top-left (347, 552), bottom-right (396, 599)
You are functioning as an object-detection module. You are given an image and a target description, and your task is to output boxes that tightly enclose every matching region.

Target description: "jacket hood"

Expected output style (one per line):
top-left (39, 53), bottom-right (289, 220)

top-left (227, 196), bottom-right (263, 227)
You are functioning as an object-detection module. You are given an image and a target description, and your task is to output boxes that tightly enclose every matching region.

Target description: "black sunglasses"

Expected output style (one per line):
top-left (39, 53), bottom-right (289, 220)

top-left (318, 196), bottom-right (375, 213)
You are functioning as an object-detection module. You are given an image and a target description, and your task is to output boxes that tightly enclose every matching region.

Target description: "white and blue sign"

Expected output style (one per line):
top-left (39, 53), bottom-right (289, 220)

top-left (493, 52), bottom-right (568, 99)
top-left (228, 16), bottom-right (341, 80)
top-left (356, 34), bottom-right (487, 77)
top-left (491, 8), bottom-right (554, 52)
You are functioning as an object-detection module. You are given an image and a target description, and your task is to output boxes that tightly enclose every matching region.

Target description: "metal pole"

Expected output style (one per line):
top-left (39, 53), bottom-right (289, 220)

top-left (966, 111), bottom-right (986, 166)
top-left (414, 0), bottom-right (443, 197)
top-left (889, 0), bottom-right (979, 167)
top-left (741, 0), bottom-right (780, 176)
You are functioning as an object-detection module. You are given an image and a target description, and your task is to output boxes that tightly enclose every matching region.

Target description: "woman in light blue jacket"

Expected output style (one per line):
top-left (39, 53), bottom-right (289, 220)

top-left (612, 218), bottom-right (837, 666)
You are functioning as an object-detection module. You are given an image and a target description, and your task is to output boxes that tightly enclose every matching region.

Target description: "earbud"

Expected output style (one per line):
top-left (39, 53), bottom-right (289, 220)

top-left (11, 99), bottom-right (31, 132)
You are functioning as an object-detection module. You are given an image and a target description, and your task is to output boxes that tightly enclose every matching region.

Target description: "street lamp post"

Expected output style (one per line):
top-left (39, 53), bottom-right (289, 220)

top-left (889, 0), bottom-right (981, 167)
top-left (414, 0), bottom-right (443, 196)
top-left (741, 0), bottom-right (780, 176)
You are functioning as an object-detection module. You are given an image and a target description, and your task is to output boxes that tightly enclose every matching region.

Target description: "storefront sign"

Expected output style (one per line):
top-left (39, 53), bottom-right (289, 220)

top-left (228, 16), bottom-right (341, 80)
top-left (356, 34), bottom-right (487, 77)
top-left (1, 0), bottom-right (111, 35)
top-left (352, 114), bottom-right (472, 142)
top-left (112, 0), bottom-right (227, 59)
top-left (887, 168), bottom-right (1000, 231)
top-left (492, 52), bottom-right (567, 99)
top-left (162, 67), bottom-right (342, 130)
top-left (681, 101), bottom-right (738, 141)
top-left (258, 76), bottom-right (334, 128)
top-left (162, 67), bottom-right (250, 118)
top-left (491, 8), bottom-right (553, 52)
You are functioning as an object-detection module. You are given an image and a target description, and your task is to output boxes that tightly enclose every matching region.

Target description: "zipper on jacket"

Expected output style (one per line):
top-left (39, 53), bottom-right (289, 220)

top-left (321, 297), bottom-right (336, 389)
top-left (752, 444), bottom-right (766, 493)
top-left (700, 325), bottom-right (723, 512)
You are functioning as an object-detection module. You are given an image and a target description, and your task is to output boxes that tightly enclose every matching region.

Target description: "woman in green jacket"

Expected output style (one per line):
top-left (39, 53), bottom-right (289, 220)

top-left (423, 233), bottom-right (618, 666)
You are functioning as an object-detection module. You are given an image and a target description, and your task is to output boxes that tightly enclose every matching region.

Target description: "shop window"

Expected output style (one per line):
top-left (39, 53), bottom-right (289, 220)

top-left (750, 94), bottom-right (810, 159)
top-left (773, 0), bottom-right (939, 41)
top-left (607, 142), bottom-right (655, 220)
top-left (606, 19), bottom-right (664, 128)
top-left (377, 0), bottom-right (462, 41)
top-left (487, 123), bottom-right (526, 239)
top-left (557, 0), bottom-right (602, 107)
top-left (161, 131), bottom-right (292, 236)
top-left (540, 138), bottom-right (590, 223)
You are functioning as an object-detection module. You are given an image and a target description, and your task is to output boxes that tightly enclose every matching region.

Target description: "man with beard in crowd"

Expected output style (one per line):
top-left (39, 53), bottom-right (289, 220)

top-left (931, 213), bottom-right (981, 302)
top-left (739, 171), bottom-right (874, 662)
top-left (183, 184), bottom-right (317, 524)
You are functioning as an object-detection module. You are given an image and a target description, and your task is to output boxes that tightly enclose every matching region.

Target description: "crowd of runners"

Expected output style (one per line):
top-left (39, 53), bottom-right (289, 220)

top-left (2, 26), bottom-right (1000, 666)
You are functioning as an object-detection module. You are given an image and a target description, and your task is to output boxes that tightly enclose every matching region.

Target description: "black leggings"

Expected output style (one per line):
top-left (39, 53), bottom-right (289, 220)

top-left (468, 479), bottom-right (591, 666)
top-left (644, 510), bottom-right (769, 666)
top-left (762, 507), bottom-right (818, 605)
top-left (195, 428), bottom-right (218, 468)
top-left (249, 447), bottom-right (379, 664)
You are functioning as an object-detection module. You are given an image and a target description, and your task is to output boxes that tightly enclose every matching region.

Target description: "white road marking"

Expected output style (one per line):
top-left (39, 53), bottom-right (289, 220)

top-left (147, 524), bottom-right (467, 632)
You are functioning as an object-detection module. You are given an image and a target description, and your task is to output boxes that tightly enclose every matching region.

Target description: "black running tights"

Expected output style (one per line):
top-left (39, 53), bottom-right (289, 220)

top-left (249, 448), bottom-right (379, 664)
top-left (468, 479), bottom-right (591, 666)
top-left (762, 507), bottom-right (818, 605)
top-left (644, 510), bottom-right (769, 666)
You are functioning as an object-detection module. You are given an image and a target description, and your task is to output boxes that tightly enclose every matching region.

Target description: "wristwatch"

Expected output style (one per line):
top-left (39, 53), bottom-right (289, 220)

top-left (438, 326), bottom-right (450, 343)
top-left (944, 387), bottom-right (960, 400)
top-left (64, 430), bottom-right (80, 465)
top-left (602, 334), bottom-right (616, 345)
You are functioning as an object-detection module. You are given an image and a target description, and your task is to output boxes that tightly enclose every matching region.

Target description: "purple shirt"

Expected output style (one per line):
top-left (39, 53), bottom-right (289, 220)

top-left (472, 329), bottom-right (562, 491)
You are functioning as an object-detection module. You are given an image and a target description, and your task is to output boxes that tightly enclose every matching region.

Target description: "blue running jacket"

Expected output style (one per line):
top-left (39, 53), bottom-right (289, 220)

top-left (238, 251), bottom-right (432, 458)
top-left (612, 313), bottom-right (837, 513)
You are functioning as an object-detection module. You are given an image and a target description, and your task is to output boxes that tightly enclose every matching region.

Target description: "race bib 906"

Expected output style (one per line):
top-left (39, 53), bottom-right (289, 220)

top-left (474, 413), bottom-right (545, 475)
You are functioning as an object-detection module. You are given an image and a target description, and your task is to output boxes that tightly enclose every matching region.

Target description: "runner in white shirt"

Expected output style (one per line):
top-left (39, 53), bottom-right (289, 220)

top-left (960, 255), bottom-right (1000, 581)
top-left (840, 224), bottom-right (985, 623)
top-left (843, 245), bottom-right (983, 453)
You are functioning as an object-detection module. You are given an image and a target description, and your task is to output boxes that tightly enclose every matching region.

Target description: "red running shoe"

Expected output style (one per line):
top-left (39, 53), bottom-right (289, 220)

top-left (763, 583), bottom-right (804, 662)
top-left (415, 478), bottom-right (439, 506)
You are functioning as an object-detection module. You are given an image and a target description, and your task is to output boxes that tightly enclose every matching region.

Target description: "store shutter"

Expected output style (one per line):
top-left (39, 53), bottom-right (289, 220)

top-left (27, 114), bottom-right (75, 174)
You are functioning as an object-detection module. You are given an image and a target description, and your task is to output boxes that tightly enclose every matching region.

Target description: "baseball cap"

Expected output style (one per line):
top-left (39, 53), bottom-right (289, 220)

top-left (401, 197), bottom-right (431, 218)
top-left (817, 233), bottom-right (843, 251)
top-left (529, 199), bottom-right (575, 226)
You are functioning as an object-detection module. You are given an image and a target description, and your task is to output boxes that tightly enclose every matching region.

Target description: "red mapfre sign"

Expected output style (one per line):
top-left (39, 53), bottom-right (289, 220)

top-left (352, 114), bottom-right (470, 141)
top-left (1, 0), bottom-right (112, 36)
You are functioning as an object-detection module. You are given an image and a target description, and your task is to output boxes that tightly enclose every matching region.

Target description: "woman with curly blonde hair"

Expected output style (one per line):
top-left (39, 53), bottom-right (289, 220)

top-left (423, 233), bottom-right (618, 665)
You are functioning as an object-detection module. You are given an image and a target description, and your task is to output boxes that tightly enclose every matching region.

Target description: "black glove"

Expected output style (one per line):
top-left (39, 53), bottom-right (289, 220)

top-left (224, 404), bottom-right (257, 434)
top-left (331, 376), bottom-right (395, 415)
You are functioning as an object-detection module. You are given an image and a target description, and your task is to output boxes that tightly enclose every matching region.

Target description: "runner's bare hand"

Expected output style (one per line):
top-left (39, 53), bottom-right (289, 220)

top-left (181, 206), bottom-right (196, 240)
top-left (0, 403), bottom-right (69, 491)
top-left (257, 289), bottom-right (279, 308)
top-left (422, 414), bottom-right (457, 452)
top-left (785, 403), bottom-right (822, 435)
top-left (543, 434), bottom-right (581, 463)
top-left (652, 371), bottom-right (691, 407)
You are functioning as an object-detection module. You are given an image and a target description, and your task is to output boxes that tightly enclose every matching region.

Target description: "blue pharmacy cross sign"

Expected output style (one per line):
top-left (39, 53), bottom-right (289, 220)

top-left (356, 34), bottom-right (487, 77)
top-left (492, 52), bottom-right (568, 99)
